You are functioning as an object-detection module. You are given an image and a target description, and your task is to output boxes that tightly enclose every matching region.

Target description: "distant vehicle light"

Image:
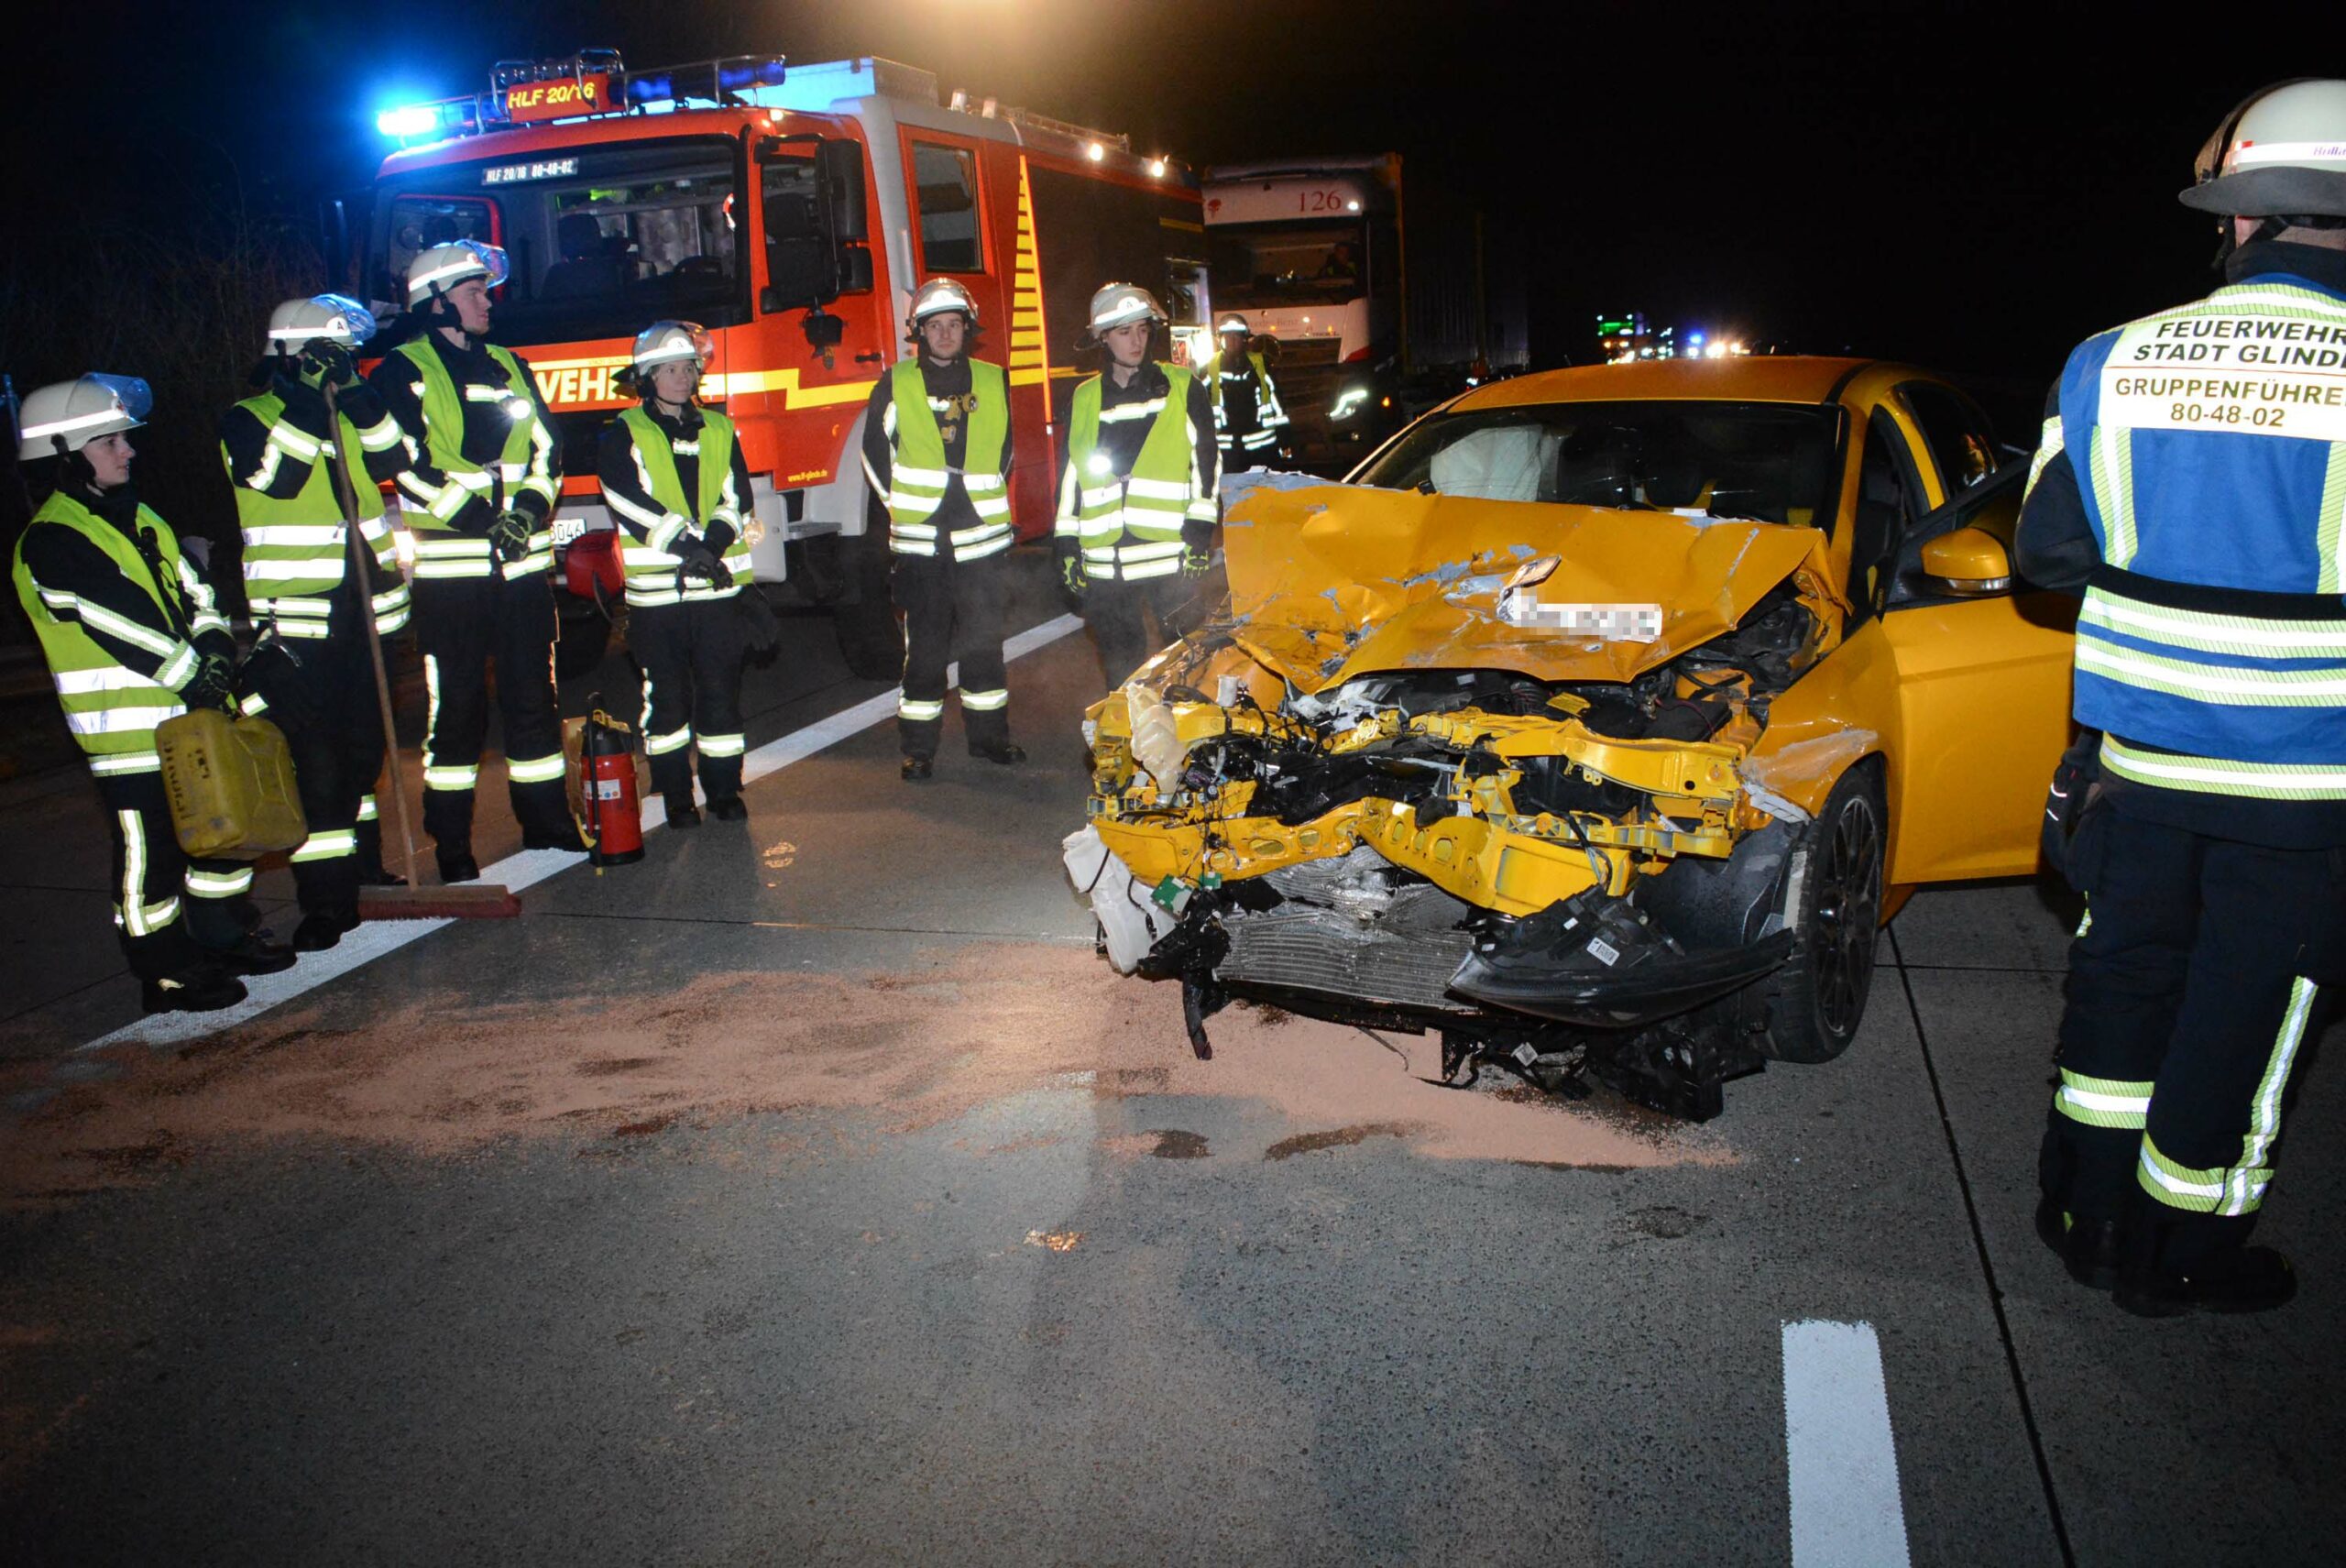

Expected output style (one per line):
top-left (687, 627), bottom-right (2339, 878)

top-left (1345, 199), bottom-right (1362, 212)
top-left (1086, 142), bottom-right (1105, 162)
top-left (1148, 158), bottom-right (1168, 178)
top-left (1705, 342), bottom-right (1727, 359)
top-left (377, 104), bottom-right (439, 138)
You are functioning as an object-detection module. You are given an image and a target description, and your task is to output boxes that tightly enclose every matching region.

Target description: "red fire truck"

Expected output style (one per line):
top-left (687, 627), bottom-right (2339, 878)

top-left (342, 50), bottom-right (1211, 675)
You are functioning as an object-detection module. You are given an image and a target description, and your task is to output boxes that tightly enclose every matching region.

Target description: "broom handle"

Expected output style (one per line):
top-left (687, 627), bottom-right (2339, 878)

top-left (323, 378), bottom-right (425, 889)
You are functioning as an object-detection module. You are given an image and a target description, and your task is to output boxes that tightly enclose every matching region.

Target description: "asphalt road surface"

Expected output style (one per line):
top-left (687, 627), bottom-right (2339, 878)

top-left (3, 552), bottom-right (2340, 1566)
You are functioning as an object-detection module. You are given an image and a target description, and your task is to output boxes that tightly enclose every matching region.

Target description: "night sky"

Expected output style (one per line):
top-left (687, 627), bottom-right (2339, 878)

top-left (5, 0), bottom-right (2334, 394)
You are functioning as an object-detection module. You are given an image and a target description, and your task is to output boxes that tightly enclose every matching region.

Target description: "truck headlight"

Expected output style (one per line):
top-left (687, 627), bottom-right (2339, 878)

top-left (1330, 387), bottom-right (1370, 422)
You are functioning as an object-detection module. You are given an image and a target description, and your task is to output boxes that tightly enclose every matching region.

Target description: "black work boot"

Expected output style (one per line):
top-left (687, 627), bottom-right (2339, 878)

top-left (902, 755), bottom-right (934, 782)
top-left (141, 963), bottom-right (247, 1014)
top-left (2116, 1246), bottom-right (2297, 1318)
top-left (2034, 1197), bottom-right (2122, 1290)
top-left (666, 794), bottom-right (702, 829)
top-left (292, 908), bottom-right (361, 953)
top-left (969, 740), bottom-right (1027, 766)
top-left (706, 796), bottom-right (748, 822)
top-left (210, 930), bottom-right (297, 976)
top-left (521, 825), bottom-right (585, 851)
top-left (437, 850), bottom-right (480, 884)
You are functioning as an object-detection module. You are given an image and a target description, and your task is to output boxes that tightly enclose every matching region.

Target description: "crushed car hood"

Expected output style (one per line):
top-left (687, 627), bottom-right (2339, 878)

top-left (1220, 483), bottom-right (1846, 692)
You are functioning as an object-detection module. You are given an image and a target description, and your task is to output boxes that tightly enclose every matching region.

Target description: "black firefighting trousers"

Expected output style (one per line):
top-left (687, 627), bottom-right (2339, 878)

top-left (96, 772), bottom-right (260, 981)
top-left (629, 596), bottom-right (748, 807)
top-left (893, 552), bottom-right (1010, 759)
top-left (272, 591), bottom-right (390, 916)
top-left (1081, 574), bottom-right (1193, 691)
top-left (411, 571), bottom-right (571, 851)
top-left (2040, 797), bottom-right (2346, 1267)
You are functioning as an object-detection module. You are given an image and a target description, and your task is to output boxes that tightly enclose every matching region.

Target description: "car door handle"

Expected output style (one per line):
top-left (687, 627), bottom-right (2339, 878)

top-left (854, 352), bottom-right (884, 364)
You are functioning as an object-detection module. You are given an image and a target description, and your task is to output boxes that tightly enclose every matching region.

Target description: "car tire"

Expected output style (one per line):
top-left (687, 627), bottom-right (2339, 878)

top-left (834, 532), bottom-right (903, 681)
top-left (1760, 759), bottom-right (1886, 1065)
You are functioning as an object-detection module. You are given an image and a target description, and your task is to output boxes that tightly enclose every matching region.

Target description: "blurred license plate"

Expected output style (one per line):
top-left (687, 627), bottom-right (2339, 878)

top-left (551, 516), bottom-right (587, 545)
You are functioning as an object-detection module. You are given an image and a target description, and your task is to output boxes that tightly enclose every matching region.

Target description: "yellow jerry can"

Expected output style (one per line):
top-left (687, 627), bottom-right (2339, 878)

top-left (155, 708), bottom-right (309, 859)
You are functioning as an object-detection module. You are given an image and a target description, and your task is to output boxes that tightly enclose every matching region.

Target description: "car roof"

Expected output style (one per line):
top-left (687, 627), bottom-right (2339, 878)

top-left (1451, 356), bottom-right (1913, 411)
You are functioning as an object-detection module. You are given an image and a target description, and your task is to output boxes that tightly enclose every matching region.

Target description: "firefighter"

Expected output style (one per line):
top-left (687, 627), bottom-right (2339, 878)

top-left (2020, 79), bottom-right (2346, 1317)
top-left (368, 241), bottom-right (575, 883)
top-left (597, 321), bottom-right (755, 824)
top-left (220, 295), bottom-right (413, 949)
top-left (10, 375), bottom-right (295, 1012)
top-left (1054, 283), bottom-right (1220, 688)
top-left (1201, 314), bottom-right (1288, 466)
top-left (861, 278), bottom-right (1025, 781)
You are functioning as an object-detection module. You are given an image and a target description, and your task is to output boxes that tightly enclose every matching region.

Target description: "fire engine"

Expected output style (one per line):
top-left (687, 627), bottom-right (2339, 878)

top-left (343, 50), bottom-right (1211, 676)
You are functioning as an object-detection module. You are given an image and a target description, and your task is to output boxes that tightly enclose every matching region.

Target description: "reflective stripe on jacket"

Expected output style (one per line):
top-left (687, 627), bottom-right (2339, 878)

top-left (2051, 271), bottom-right (2346, 798)
top-left (9, 493), bottom-right (214, 774)
top-left (389, 338), bottom-right (555, 578)
top-left (886, 357), bottom-right (1014, 561)
top-left (611, 405), bottom-right (750, 607)
top-left (222, 389), bottom-right (410, 637)
top-left (1057, 364), bottom-right (1213, 581)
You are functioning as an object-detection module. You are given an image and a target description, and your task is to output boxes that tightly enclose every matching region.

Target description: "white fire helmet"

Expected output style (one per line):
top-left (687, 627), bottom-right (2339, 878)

top-left (2180, 79), bottom-right (2346, 218)
top-left (1088, 282), bottom-right (1167, 338)
top-left (268, 293), bottom-right (379, 357)
top-left (406, 239), bottom-right (511, 306)
top-left (631, 321), bottom-right (714, 374)
top-left (16, 374), bottom-right (151, 461)
top-left (908, 278), bottom-right (980, 332)
top-left (1216, 313), bottom-right (1250, 338)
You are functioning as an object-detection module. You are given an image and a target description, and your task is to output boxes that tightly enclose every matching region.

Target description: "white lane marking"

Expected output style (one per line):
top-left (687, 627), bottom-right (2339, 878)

top-left (1782, 1320), bottom-right (1912, 1568)
top-left (82, 612), bottom-right (1087, 1050)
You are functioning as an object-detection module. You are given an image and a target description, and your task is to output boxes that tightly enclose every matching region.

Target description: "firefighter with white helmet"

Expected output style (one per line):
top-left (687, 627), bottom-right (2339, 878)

top-left (861, 276), bottom-right (1027, 780)
top-left (368, 239), bottom-right (576, 882)
top-left (2020, 79), bottom-right (2346, 1317)
top-left (217, 295), bottom-right (414, 949)
top-left (1201, 313), bottom-right (1288, 463)
top-left (595, 321), bottom-right (757, 825)
top-left (10, 376), bottom-right (296, 1012)
top-left (1053, 282), bottom-right (1220, 686)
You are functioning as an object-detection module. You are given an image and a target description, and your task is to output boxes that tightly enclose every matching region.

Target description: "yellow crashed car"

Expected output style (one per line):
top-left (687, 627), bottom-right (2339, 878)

top-left (1064, 356), bottom-right (2079, 1117)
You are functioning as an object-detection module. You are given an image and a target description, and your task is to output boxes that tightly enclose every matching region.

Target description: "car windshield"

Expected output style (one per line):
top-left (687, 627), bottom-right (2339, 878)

top-left (371, 137), bottom-right (744, 344)
top-left (1354, 399), bottom-right (1845, 526)
top-left (1207, 221), bottom-right (1365, 309)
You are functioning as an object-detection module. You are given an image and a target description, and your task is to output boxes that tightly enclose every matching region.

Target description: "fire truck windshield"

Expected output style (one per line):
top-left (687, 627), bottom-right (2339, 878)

top-left (370, 136), bottom-right (746, 345)
top-left (1208, 221), bottom-right (1366, 310)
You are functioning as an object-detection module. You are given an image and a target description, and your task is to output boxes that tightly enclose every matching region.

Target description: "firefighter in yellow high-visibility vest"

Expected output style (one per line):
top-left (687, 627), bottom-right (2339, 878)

top-left (861, 279), bottom-right (1025, 781)
top-left (1053, 283), bottom-right (1220, 688)
top-left (11, 375), bottom-right (295, 1013)
top-left (596, 322), bottom-right (756, 825)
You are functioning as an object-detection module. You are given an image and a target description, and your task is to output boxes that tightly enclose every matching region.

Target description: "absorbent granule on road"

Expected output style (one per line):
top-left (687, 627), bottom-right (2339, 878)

top-left (0, 943), bottom-right (1724, 1200)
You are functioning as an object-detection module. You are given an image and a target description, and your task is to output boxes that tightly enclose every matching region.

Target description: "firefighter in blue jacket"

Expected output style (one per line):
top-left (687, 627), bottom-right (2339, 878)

top-left (2020, 80), bottom-right (2346, 1317)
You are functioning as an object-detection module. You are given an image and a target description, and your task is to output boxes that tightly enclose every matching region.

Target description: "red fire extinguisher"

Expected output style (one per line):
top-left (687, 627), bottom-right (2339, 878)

top-left (576, 701), bottom-right (644, 869)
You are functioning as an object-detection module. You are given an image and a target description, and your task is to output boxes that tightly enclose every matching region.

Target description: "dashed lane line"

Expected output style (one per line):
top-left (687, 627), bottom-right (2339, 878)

top-left (80, 613), bottom-right (1085, 1051)
top-left (1782, 1319), bottom-right (1913, 1568)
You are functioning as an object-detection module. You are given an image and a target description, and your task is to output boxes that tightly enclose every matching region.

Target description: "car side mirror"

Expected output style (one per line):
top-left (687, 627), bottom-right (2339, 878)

top-left (1920, 527), bottom-right (2012, 596)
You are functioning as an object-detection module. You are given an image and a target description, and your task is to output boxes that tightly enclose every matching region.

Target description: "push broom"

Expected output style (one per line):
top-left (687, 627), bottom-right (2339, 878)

top-left (324, 378), bottom-right (521, 919)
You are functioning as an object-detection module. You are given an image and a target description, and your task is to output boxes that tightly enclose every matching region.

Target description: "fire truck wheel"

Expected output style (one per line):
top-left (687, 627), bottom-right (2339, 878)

top-left (834, 532), bottom-right (903, 680)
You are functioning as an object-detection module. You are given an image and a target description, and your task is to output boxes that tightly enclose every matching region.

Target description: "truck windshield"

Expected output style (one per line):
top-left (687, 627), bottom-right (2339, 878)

top-left (1209, 221), bottom-right (1365, 309)
top-left (371, 137), bottom-right (745, 344)
top-left (1354, 400), bottom-right (1844, 526)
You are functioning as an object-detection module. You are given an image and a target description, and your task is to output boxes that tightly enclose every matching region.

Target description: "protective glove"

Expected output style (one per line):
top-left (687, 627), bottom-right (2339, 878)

top-left (1181, 544), bottom-right (1213, 579)
top-left (1058, 549), bottom-right (1089, 598)
top-left (488, 509), bottom-right (534, 564)
top-left (181, 653), bottom-right (236, 713)
top-left (235, 639), bottom-right (313, 726)
top-left (297, 343), bottom-right (356, 389)
top-left (675, 540), bottom-right (727, 589)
